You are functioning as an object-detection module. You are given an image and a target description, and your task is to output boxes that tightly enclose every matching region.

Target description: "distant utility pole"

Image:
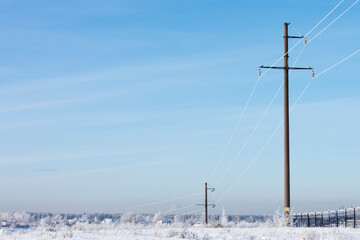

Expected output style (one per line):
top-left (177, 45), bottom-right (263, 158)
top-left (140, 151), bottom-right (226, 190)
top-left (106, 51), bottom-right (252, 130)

top-left (259, 22), bottom-right (314, 226)
top-left (197, 182), bottom-right (215, 224)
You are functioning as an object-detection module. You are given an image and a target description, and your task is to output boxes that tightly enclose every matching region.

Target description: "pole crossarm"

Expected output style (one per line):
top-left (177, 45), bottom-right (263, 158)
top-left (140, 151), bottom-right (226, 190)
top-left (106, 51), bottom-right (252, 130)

top-left (286, 36), bottom-right (304, 39)
top-left (259, 65), bottom-right (313, 70)
top-left (197, 203), bottom-right (216, 208)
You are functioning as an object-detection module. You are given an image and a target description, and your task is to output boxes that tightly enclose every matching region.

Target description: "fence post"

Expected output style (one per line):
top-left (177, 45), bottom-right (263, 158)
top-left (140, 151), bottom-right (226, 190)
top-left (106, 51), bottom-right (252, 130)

top-left (296, 214), bottom-right (299, 227)
top-left (293, 214), bottom-right (295, 227)
top-left (336, 211), bottom-right (338, 227)
top-left (297, 214), bottom-right (299, 227)
top-left (301, 213), bottom-right (303, 227)
top-left (307, 213), bottom-right (310, 227)
top-left (345, 209), bottom-right (347, 228)
top-left (321, 212), bottom-right (323, 227)
top-left (314, 212), bottom-right (316, 227)
top-left (354, 208), bottom-right (356, 228)
top-left (329, 211), bottom-right (331, 227)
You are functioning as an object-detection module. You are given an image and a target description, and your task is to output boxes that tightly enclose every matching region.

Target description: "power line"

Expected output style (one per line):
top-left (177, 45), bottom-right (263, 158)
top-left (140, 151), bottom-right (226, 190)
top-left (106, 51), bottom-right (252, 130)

top-left (260, 0), bottom-right (347, 71)
top-left (290, 48), bottom-right (360, 111)
top-left (216, 118), bottom-right (283, 205)
top-left (212, 0), bottom-right (353, 190)
top-left (210, 53), bottom-right (296, 182)
top-left (215, 49), bottom-right (360, 205)
top-left (209, 0), bottom-right (345, 182)
top-left (164, 205), bottom-right (197, 214)
top-left (209, 75), bottom-right (262, 179)
top-left (307, 0), bottom-right (359, 45)
top-left (181, 208), bottom-right (204, 215)
top-left (215, 44), bottom-right (307, 187)
top-left (128, 192), bottom-right (203, 210)
top-left (214, 83), bottom-right (283, 186)
top-left (304, 0), bottom-right (345, 38)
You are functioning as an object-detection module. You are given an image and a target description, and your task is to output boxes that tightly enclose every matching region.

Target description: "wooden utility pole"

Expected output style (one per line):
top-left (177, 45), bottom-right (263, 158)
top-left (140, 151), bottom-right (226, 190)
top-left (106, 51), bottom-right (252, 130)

top-left (205, 182), bottom-right (208, 224)
top-left (197, 182), bottom-right (215, 224)
top-left (259, 22), bottom-right (313, 226)
top-left (283, 22), bottom-right (291, 224)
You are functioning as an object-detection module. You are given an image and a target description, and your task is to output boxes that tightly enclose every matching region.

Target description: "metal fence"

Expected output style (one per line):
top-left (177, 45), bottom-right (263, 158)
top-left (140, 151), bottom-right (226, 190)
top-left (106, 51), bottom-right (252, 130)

top-left (293, 207), bottom-right (360, 228)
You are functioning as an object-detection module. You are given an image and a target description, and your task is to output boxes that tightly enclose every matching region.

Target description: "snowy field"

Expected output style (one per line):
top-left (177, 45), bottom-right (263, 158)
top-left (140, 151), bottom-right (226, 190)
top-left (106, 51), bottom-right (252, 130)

top-left (1, 224), bottom-right (360, 240)
top-left (1, 212), bottom-right (360, 240)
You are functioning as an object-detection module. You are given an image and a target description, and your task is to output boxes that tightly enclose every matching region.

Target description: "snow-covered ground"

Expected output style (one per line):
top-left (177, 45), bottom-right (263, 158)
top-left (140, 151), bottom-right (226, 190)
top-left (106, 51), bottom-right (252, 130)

top-left (1, 224), bottom-right (360, 240)
top-left (1, 212), bottom-right (360, 239)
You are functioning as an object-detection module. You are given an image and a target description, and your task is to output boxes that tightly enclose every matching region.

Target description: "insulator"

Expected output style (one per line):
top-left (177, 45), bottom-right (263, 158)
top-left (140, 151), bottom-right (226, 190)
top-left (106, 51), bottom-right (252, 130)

top-left (304, 37), bottom-right (307, 45)
top-left (312, 70), bottom-right (315, 78)
top-left (258, 69), bottom-right (261, 77)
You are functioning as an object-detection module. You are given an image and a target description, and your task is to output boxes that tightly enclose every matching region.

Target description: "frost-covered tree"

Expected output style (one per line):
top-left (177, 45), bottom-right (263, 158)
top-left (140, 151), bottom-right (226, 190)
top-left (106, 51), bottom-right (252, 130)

top-left (152, 211), bottom-right (162, 223)
top-left (221, 208), bottom-right (228, 227)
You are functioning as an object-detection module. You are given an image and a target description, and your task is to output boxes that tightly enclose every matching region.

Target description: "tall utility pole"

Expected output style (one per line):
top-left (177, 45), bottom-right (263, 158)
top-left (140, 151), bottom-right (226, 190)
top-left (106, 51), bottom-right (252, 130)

top-left (205, 182), bottom-right (208, 223)
top-left (197, 182), bottom-right (215, 224)
top-left (283, 22), bottom-right (291, 223)
top-left (259, 22), bottom-right (313, 225)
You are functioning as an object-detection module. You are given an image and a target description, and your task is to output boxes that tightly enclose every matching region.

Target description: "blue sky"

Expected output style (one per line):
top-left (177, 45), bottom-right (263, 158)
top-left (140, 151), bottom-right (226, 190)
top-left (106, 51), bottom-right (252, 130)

top-left (0, 0), bottom-right (359, 215)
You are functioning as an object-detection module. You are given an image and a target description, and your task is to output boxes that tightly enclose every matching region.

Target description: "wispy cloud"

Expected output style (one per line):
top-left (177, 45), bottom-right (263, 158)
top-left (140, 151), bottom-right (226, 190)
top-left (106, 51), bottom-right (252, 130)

top-left (0, 99), bottom-right (71, 113)
top-left (64, 157), bottom-right (180, 176)
top-left (0, 67), bottom-right (23, 75)
top-left (0, 90), bottom-right (127, 114)
top-left (294, 95), bottom-right (360, 109)
top-left (135, 158), bottom-right (180, 168)
top-left (36, 168), bottom-right (57, 172)
top-left (0, 145), bottom-right (190, 167)
top-left (0, 49), bottom-right (245, 95)
top-left (2, 156), bottom-right (182, 181)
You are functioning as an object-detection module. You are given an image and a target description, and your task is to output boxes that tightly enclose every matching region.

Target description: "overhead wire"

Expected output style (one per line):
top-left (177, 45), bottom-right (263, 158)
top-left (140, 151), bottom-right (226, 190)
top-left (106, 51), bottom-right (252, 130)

top-left (181, 208), bottom-right (204, 215)
top-left (214, 44), bottom-right (306, 187)
top-left (208, 0), bottom-right (345, 182)
top-left (164, 205), bottom-right (197, 214)
top-left (210, 51), bottom-right (297, 181)
top-left (291, 27), bottom-right (303, 37)
top-left (215, 48), bottom-right (360, 205)
top-left (127, 192), bottom-right (203, 210)
top-left (290, 48), bottom-right (360, 111)
top-left (209, 75), bottom-right (262, 179)
top-left (212, 0), bottom-right (352, 191)
top-left (303, 0), bottom-right (345, 38)
top-left (125, 0), bottom-right (352, 215)
top-left (307, 0), bottom-right (359, 45)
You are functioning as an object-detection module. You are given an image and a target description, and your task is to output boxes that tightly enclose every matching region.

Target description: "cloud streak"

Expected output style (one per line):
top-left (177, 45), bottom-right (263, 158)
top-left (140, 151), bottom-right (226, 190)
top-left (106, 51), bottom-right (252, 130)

top-left (0, 49), bottom-right (246, 95)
